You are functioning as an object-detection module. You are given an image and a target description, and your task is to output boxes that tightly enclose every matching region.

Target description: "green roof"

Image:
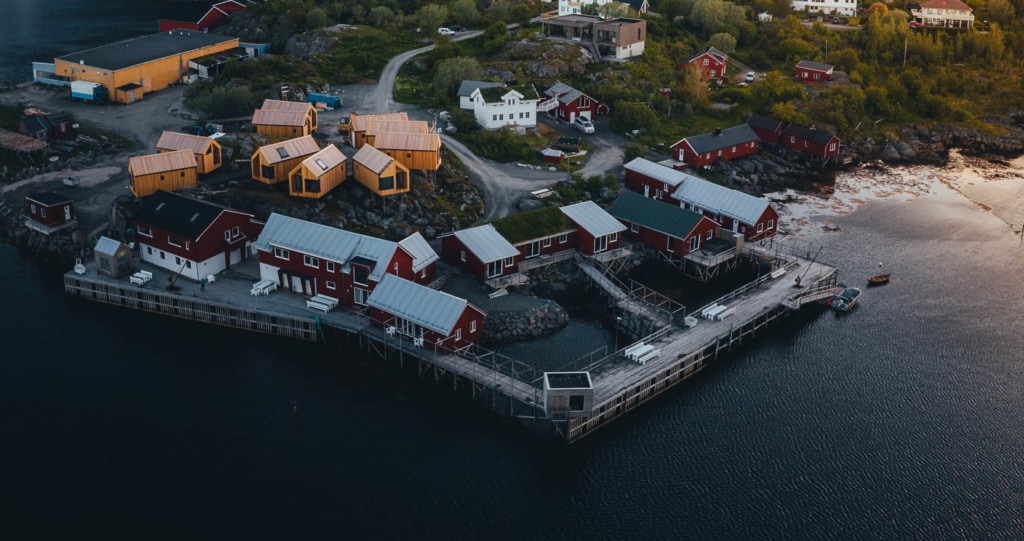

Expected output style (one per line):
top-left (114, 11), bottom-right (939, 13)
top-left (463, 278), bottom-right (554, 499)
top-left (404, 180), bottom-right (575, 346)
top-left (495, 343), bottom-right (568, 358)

top-left (490, 206), bottom-right (575, 244)
top-left (478, 84), bottom-right (539, 103)
top-left (608, 192), bottom-right (705, 239)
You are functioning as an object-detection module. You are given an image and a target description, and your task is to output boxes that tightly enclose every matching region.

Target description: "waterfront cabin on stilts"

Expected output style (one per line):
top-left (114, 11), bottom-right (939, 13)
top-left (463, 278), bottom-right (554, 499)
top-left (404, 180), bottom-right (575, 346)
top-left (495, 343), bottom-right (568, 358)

top-left (366, 274), bottom-right (486, 348)
top-left (250, 135), bottom-right (320, 185)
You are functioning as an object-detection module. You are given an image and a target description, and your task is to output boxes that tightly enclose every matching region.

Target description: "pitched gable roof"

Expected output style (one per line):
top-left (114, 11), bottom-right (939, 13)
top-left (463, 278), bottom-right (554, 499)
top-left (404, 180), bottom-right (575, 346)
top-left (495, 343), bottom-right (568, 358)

top-left (782, 124), bottom-right (838, 146)
top-left (134, 190), bottom-right (248, 240)
top-left (673, 124), bottom-right (759, 155)
top-left (609, 192), bottom-right (706, 240)
top-left (350, 112), bottom-right (408, 132)
top-left (451, 224), bottom-right (519, 263)
top-left (560, 201), bottom-right (626, 238)
top-left (670, 175), bottom-right (771, 225)
top-left (260, 99), bottom-right (314, 113)
top-left (684, 46), bottom-right (727, 65)
top-left (298, 144), bottom-right (346, 176)
top-left (918, 0), bottom-right (972, 10)
top-left (156, 131), bottom-right (215, 154)
top-left (372, 132), bottom-right (441, 152)
top-left (458, 80), bottom-right (503, 97)
top-left (365, 120), bottom-right (430, 137)
top-left (796, 60), bottom-right (834, 73)
top-left (367, 275), bottom-right (481, 336)
top-left (478, 84), bottom-right (540, 103)
top-left (624, 157), bottom-right (689, 187)
top-left (129, 150), bottom-right (197, 176)
top-left (251, 109), bottom-right (308, 128)
top-left (255, 135), bottom-right (320, 165)
top-left (746, 114), bottom-right (784, 133)
top-left (398, 232), bottom-right (440, 273)
top-left (352, 144), bottom-right (395, 174)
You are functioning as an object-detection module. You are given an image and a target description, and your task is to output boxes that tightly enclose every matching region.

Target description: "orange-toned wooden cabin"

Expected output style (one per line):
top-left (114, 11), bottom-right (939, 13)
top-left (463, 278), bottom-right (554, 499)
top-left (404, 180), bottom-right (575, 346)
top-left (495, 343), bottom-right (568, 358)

top-left (288, 144), bottom-right (347, 199)
top-left (250, 135), bottom-right (320, 185)
top-left (129, 149), bottom-right (199, 197)
top-left (155, 131), bottom-right (222, 174)
top-left (252, 99), bottom-right (317, 138)
top-left (364, 120), bottom-right (431, 148)
top-left (340, 112), bottom-right (408, 147)
top-left (372, 132), bottom-right (442, 173)
top-left (352, 144), bottom-right (411, 197)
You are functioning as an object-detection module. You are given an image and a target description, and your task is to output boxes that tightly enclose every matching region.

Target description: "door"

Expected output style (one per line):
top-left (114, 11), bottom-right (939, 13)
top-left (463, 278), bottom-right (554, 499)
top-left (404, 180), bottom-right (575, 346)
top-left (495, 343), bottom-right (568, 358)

top-left (127, 91), bottom-right (136, 103)
top-left (594, 235), bottom-right (608, 254)
top-left (643, 184), bottom-right (649, 198)
top-left (63, 205), bottom-right (71, 221)
top-left (354, 288), bottom-right (369, 305)
top-left (732, 219), bottom-right (739, 233)
top-left (487, 260), bottom-right (502, 278)
top-left (526, 241), bottom-right (540, 258)
top-left (689, 235), bottom-right (700, 252)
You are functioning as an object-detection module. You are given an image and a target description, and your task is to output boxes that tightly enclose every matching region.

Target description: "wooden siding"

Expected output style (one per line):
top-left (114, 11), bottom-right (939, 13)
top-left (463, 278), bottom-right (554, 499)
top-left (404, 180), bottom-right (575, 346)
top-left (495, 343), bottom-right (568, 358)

top-left (250, 136), bottom-right (320, 185)
top-left (367, 303), bottom-right (484, 347)
top-left (618, 215), bottom-right (719, 256)
top-left (373, 132), bottom-right (442, 172)
top-left (624, 169), bottom-right (678, 202)
top-left (129, 150), bottom-right (199, 197)
top-left (25, 199), bottom-right (74, 227)
top-left (352, 151), bottom-right (411, 197)
top-left (341, 112), bottom-right (409, 147)
top-left (441, 235), bottom-right (520, 281)
top-left (156, 132), bottom-right (222, 174)
top-left (514, 230), bottom-right (578, 260)
top-left (672, 139), bottom-right (758, 168)
top-left (287, 146), bottom-right (347, 199)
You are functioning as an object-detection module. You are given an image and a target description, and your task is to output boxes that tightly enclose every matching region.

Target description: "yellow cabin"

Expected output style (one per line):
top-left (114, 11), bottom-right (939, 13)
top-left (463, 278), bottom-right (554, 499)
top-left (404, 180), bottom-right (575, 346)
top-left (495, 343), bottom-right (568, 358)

top-left (352, 144), bottom-right (411, 197)
top-left (372, 132), bottom-right (442, 172)
top-left (155, 131), bottom-right (222, 174)
top-left (53, 31), bottom-right (239, 105)
top-left (364, 120), bottom-right (431, 148)
top-left (250, 135), bottom-right (321, 185)
top-left (252, 99), bottom-right (317, 138)
top-left (129, 150), bottom-right (199, 197)
top-left (288, 144), bottom-right (347, 199)
top-left (341, 112), bottom-right (409, 148)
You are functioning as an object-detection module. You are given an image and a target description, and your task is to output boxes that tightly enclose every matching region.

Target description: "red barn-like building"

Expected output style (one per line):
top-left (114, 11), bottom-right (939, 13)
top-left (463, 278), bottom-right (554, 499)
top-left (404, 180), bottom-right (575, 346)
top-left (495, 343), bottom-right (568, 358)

top-left (490, 206), bottom-right (579, 262)
top-left (782, 124), bottom-right (841, 163)
top-left (671, 125), bottom-right (759, 168)
top-left (158, 1), bottom-right (246, 33)
top-left (253, 213), bottom-right (438, 305)
top-left (541, 82), bottom-right (599, 123)
top-left (624, 157), bottom-right (690, 202)
top-left (367, 274), bottom-right (486, 349)
top-left (795, 60), bottom-right (834, 82)
top-left (670, 175), bottom-right (779, 241)
top-left (746, 114), bottom-right (786, 145)
top-left (609, 192), bottom-right (720, 257)
top-left (25, 191), bottom-right (76, 235)
top-left (441, 224), bottom-right (521, 283)
top-left (559, 201), bottom-right (626, 256)
top-left (676, 46), bottom-right (728, 83)
top-left (133, 190), bottom-right (264, 281)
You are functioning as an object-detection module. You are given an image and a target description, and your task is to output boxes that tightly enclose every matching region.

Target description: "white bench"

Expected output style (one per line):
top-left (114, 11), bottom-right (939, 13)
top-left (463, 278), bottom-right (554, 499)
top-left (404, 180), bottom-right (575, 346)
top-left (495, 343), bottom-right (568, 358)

top-left (130, 271), bottom-right (153, 286)
top-left (306, 294), bottom-right (338, 313)
top-left (701, 304), bottom-right (723, 318)
top-left (704, 305), bottom-right (728, 320)
top-left (770, 268), bottom-right (787, 279)
top-left (715, 307), bottom-right (736, 321)
top-left (250, 279), bottom-right (277, 296)
top-left (627, 344), bottom-right (655, 362)
top-left (623, 342), bottom-right (647, 359)
top-left (636, 348), bottom-right (660, 365)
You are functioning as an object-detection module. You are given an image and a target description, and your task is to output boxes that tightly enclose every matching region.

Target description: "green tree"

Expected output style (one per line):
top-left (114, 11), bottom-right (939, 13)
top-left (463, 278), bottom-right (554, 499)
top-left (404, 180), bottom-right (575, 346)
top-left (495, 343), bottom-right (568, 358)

top-left (483, 20), bottom-right (509, 54)
top-left (708, 33), bottom-right (737, 54)
top-left (450, 0), bottom-right (479, 27)
top-left (368, 6), bottom-right (394, 28)
top-left (689, 0), bottom-right (746, 36)
top-left (987, 0), bottom-right (1016, 26)
top-left (432, 57), bottom-right (484, 96)
top-left (681, 62), bottom-right (711, 105)
top-left (623, 143), bottom-right (647, 163)
top-left (418, 4), bottom-right (449, 33)
top-left (305, 7), bottom-right (328, 31)
top-left (611, 102), bottom-right (660, 133)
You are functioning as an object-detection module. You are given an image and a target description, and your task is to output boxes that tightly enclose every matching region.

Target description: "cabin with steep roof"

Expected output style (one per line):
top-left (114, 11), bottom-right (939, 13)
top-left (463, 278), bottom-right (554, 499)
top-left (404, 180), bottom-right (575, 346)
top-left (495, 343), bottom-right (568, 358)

top-left (366, 274), bottom-right (486, 349)
top-left (609, 192), bottom-right (720, 258)
top-left (669, 175), bottom-right (778, 241)
top-left (24, 191), bottom-right (76, 236)
top-left (252, 99), bottom-right (318, 138)
top-left (441, 224), bottom-right (521, 285)
top-left (250, 135), bottom-right (320, 185)
top-left (340, 112), bottom-right (409, 147)
top-left (352, 144), bottom-right (411, 197)
top-left (372, 132), bottom-right (442, 173)
top-left (670, 124), bottom-right (759, 168)
top-left (288, 144), bottom-right (347, 199)
top-left (156, 131), bottom-right (222, 174)
top-left (128, 149), bottom-right (199, 197)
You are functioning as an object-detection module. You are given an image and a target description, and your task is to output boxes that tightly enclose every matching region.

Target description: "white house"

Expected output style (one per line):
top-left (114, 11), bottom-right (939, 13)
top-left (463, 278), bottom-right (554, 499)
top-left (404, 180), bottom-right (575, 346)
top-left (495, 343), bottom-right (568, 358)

top-left (457, 80), bottom-right (503, 110)
top-left (469, 84), bottom-right (540, 130)
top-left (911, 0), bottom-right (975, 28)
top-left (790, 0), bottom-right (857, 17)
top-left (559, 0), bottom-right (614, 16)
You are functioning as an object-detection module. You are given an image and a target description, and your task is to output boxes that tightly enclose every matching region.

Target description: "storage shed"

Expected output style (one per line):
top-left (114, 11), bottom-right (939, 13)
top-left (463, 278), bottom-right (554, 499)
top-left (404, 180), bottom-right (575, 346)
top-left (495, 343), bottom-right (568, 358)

top-left (24, 191), bottom-right (76, 235)
top-left (288, 144), bottom-right (347, 199)
top-left (155, 131), bottom-right (222, 174)
top-left (94, 236), bottom-right (133, 278)
top-left (128, 149), bottom-right (199, 197)
top-left (352, 144), bottom-right (411, 197)
top-left (250, 135), bottom-right (320, 185)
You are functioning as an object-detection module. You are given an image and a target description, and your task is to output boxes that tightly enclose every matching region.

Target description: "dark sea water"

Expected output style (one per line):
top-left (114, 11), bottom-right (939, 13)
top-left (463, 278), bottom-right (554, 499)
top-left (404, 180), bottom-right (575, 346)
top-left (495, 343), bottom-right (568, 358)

top-left (5, 3), bottom-right (1024, 538)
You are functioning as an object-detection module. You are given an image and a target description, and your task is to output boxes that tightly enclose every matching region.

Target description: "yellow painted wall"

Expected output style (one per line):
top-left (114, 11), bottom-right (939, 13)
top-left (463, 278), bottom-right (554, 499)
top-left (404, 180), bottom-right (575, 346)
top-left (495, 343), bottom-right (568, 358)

top-left (287, 162), bottom-right (347, 199)
top-left (129, 166), bottom-right (199, 197)
top-left (353, 160), bottom-right (411, 197)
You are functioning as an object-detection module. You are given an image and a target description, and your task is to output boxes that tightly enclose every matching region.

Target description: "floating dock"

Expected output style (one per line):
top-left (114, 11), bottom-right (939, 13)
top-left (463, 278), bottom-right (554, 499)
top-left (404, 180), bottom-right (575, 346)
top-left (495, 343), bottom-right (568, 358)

top-left (64, 246), bottom-right (839, 443)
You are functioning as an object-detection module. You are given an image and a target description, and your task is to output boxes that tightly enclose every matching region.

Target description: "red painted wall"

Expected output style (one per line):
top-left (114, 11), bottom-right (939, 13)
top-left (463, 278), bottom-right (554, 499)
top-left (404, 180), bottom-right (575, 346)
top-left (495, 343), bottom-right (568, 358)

top-left (624, 170), bottom-right (678, 202)
top-left (575, 228), bottom-right (621, 256)
top-left (795, 67), bottom-right (831, 82)
top-left (750, 124), bottom-right (783, 145)
top-left (367, 303), bottom-right (484, 347)
top-left (618, 216), bottom-right (718, 256)
top-left (673, 139), bottom-right (758, 168)
top-left (158, 21), bottom-right (202, 32)
top-left (676, 53), bottom-right (727, 82)
top-left (441, 235), bottom-right (520, 281)
top-left (135, 211), bottom-right (261, 265)
top-left (782, 134), bottom-right (840, 160)
top-left (556, 94), bottom-right (596, 122)
top-left (26, 200), bottom-right (73, 227)
top-left (514, 230), bottom-right (577, 259)
top-left (680, 204), bottom-right (779, 242)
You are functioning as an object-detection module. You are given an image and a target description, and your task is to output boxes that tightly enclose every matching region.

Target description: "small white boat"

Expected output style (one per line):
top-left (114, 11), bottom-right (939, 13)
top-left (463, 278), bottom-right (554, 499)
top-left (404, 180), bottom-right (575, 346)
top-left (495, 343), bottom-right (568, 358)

top-left (830, 287), bottom-right (861, 312)
top-left (63, 176), bottom-right (79, 187)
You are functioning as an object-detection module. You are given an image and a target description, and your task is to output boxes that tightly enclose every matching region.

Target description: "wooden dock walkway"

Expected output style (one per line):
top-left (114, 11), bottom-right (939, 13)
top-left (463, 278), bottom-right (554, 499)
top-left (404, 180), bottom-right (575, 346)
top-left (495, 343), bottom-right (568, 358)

top-left (576, 256), bottom-right (675, 327)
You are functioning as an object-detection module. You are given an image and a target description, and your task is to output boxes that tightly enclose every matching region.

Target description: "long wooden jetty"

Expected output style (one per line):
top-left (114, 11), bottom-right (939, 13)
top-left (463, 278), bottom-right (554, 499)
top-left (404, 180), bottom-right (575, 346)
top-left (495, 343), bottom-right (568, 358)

top-left (64, 246), bottom-right (839, 443)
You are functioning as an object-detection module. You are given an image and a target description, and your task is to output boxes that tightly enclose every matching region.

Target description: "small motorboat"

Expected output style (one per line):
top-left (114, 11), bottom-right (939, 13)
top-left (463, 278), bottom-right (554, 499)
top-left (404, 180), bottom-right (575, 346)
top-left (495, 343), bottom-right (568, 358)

top-left (63, 176), bottom-right (79, 187)
top-left (831, 287), bottom-right (862, 312)
top-left (867, 274), bottom-right (890, 286)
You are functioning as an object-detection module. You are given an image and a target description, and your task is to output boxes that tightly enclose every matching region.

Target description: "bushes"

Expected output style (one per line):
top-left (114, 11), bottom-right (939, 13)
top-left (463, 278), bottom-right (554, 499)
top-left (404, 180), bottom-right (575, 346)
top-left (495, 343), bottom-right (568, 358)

top-left (456, 126), bottom-right (543, 163)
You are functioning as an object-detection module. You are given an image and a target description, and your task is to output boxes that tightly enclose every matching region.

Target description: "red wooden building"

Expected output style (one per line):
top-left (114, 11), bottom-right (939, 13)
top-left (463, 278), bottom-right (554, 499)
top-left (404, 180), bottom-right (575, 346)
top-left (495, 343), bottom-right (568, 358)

top-left (253, 213), bottom-right (439, 305)
top-left (559, 200), bottom-right (627, 256)
top-left (671, 125), bottom-right (759, 168)
top-left (441, 224), bottom-right (521, 283)
top-left (133, 190), bottom-right (263, 281)
top-left (541, 82), bottom-right (599, 124)
top-left (24, 191), bottom-right (76, 235)
top-left (609, 192), bottom-right (720, 257)
top-left (490, 207), bottom-right (579, 261)
top-left (746, 114), bottom-right (786, 145)
top-left (158, 1), bottom-right (246, 33)
top-left (795, 60), bottom-right (834, 82)
top-left (676, 46), bottom-right (728, 83)
top-left (782, 124), bottom-right (841, 163)
top-left (624, 157), bottom-right (691, 202)
top-left (669, 175), bottom-right (779, 241)
top-left (367, 274), bottom-right (486, 349)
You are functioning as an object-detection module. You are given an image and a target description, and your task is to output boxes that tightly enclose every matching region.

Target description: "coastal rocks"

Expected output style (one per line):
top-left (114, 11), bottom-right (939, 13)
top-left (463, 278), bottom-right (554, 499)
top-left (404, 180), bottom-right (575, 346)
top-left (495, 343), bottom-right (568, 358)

top-left (482, 300), bottom-right (570, 345)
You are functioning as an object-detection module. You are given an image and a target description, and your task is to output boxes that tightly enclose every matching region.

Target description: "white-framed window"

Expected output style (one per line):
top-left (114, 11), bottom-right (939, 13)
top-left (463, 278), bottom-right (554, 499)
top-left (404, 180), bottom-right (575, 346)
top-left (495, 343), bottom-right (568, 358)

top-left (168, 236), bottom-right (181, 248)
top-left (542, 238), bottom-right (551, 248)
top-left (492, 115), bottom-right (497, 121)
top-left (460, 250), bottom-right (466, 262)
top-left (757, 223), bottom-right (764, 233)
top-left (731, 146), bottom-right (736, 152)
top-left (274, 247), bottom-right (289, 260)
top-left (504, 257), bottom-right (514, 267)
top-left (703, 58), bottom-right (709, 65)
top-left (326, 280), bottom-right (336, 290)
top-left (631, 223), bottom-right (639, 233)
top-left (829, 143), bottom-right (836, 151)
top-left (707, 229), bottom-right (714, 240)
top-left (470, 320), bottom-right (477, 333)
top-left (393, 262), bottom-right (399, 273)
top-left (455, 328), bottom-right (462, 340)
top-left (420, 268), bottom-right (427, 279)
top-left (146, 246), bottom-right (153, 255)
top-left (768, 220), bottom-right (774, 230)
top-left (558, 233), bottom-right (568, 243)
top-left (326, 261), bottom-right (336, 273)
top-left (790, 136), bottom-right (796, 143)
top-left (137, 226), bottom-right (153, 238)
top-left (30, 203), bottom-right (36, 214)
top-left (303, 255), bottom-right (319, 268)
top-left (224, 230), bottom-right (231, 241)
top-left (525, 112), bottom-right (530, 118)
top-left (610, 233), bottom-right (618, 242)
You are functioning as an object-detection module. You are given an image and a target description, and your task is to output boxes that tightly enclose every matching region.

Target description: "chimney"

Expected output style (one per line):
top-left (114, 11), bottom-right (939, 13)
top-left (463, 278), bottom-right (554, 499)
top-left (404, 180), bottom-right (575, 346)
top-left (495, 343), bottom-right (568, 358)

top-left (714, 127), bottom-right (722, 136)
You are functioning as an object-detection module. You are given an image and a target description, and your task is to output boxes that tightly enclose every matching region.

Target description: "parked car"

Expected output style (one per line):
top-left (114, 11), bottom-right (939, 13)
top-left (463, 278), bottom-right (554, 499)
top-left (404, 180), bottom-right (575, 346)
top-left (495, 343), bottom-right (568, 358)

top-left (832, 17), bottom-right (841, 24)
top-left (448, 24), bottom-right (465, 32)
top-left (745, 71), bottom-right (756, 83)
top-left (574, 117), bottom-right (595, 134)
top-left (437, 27), bottom-right (455, 36)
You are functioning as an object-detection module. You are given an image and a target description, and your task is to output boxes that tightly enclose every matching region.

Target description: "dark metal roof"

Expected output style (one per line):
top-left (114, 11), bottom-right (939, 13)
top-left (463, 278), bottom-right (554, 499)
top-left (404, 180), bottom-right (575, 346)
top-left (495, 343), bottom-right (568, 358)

top-left (678, 124), bottom-right (759, 154)
top-left (545, 372), bottom-right (592, 389)
top-left (796, 60), bottom-right (834, 73)
top-left (746, 114), bottom-right (784, 133)
top-left (26, 191), bottom-right (72, 206)
top-left (58, 31), bottom-right (236, 72)
top-left (683, 46), bottom-right (727, 65)
top-left (457, 80), bottom-right (502, 97)
top-left (609, 192), bottom-right (705, 240)
top-left (782, 124), bottom-right (837, 145)
top-left (133, 190), bottom-right (242, 240)
top-left (159, 2), bottom-right (215, 22)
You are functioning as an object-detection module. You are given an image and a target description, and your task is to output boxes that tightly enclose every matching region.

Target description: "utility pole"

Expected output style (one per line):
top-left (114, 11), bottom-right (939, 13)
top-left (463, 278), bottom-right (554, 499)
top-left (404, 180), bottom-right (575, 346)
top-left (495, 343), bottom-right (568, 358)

top-left (903, 37), bottom-right (908, 68)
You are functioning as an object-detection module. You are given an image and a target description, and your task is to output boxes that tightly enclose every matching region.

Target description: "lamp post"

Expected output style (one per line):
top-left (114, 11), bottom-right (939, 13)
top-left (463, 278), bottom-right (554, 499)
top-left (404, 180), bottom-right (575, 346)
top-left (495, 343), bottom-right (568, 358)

top-left (614, 316), bottom-right (623, 355)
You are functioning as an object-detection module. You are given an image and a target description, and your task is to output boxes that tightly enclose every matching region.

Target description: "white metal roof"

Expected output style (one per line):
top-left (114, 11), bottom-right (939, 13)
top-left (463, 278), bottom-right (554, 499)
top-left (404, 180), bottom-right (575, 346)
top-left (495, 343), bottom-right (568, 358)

top-left (559, 201), bottom-right (625, 237)
top-left (367, 274), bottom-right (475, 336)
top-left (398, 231), bottom-right (439, 273)
top-left (623, 157), bottom-right (689, 187)
top-left (254, 213), bottom-right (400, 281)
top-left (670, 175), bottom-right (770, 225)
top-left (453, 224), bottom-right (519, 263)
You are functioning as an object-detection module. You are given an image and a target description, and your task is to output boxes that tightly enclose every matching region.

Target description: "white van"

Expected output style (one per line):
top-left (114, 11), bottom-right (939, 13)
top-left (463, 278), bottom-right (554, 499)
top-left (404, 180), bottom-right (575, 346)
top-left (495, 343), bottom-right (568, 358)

top-left (438, 27), bottom-right (455, 36)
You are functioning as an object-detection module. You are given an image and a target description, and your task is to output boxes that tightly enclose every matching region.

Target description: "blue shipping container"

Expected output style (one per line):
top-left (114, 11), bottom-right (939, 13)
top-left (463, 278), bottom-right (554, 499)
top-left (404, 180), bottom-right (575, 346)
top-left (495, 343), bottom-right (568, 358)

top-left (307, 93), bottom-right (342, 108)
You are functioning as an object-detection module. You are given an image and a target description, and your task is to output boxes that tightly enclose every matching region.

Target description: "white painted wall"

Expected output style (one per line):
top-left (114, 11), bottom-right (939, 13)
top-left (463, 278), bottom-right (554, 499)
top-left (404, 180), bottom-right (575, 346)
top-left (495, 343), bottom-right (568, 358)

top-left (791, 0), bottom-right (857, 17)
top-left (470, 91), bottom-right (538, 130)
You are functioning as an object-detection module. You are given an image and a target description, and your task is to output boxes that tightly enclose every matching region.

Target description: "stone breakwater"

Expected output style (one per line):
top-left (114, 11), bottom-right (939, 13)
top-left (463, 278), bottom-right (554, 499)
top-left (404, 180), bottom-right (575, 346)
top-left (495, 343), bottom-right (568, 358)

top-left (482, 300), bottom-right (570, 345)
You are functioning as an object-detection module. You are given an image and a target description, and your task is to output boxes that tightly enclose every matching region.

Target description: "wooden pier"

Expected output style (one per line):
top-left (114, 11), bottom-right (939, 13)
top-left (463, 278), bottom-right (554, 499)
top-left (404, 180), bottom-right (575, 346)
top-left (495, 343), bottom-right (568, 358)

top-left (64, 245), bottom-right (840, 444)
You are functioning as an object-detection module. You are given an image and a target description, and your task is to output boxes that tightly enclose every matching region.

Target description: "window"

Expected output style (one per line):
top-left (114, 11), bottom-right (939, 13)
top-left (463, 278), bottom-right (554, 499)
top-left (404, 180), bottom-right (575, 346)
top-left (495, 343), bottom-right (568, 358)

top-left (610, 233), bottom-right (618, 242)
top-left (703, 58), bottom-right (709, 65)
top-left (829, 143), bottom-right (836, 151)
top-left (146, 247), bottom-right (153, 255)
top-left (186, 261), bottom-right (192, 269)
top-left (492, 115), bottom-right (497, 121)
top-left (498, 114), bottom-right (504, 120)
top-left (420, 268), bottom-right (426, 279)
top-left (326, 280), bottom-right (336, 290)
top-left (40, 208), bottom-right (47, 218)
top-left (631, 223), bottom-right (639, 233)
top-left (180, 171), bottom-right (185, 177)
top-left (274, 247), bottom-right (289, 260)
top-left (504, 257), bottom-right (514, 267)
top-left (558, 233), bottom-right (568, 244)
top-left (224, 230), bottom-right (231, 241)
top-left (790, 136), bottom-right (796, 143)
top-left (455, 329), bottom-right (462, 340)
top-left (261, 165), bottom-right (274, 179)
top-left (30, 203), bottom-right (36, 214)
top-left (460, 250), bottom-right (466, 262)
top-left (710, 70), bottom-right (716, 77)
top-left (731, 146), bottom-right (736, 152)
top-left (394, 262), bottom-right (399, 273)
top-left (757, 223), bottom-right (764, 233)
top-left (542, 238), bottom-right (551, 248)
top-left (525, 112), bottom-right (530, 118)
top-left (470, 320), bottom-right (477, 333)
top-left (354, 266), bottom-right (369, 286)
top-left (167, 236), bottom-right (181, 248)
top-left (137, 226), bottom-right (152, 238)
top-left (304, 255), bottom-right (319, 268)
top-left (707, 229), bottom-right (713, 240)
top-left (326, 261), bottom-right (336, 273)
top-left (569, 395), bottom-right (585, 412)
top-left (175, 256), bottom-right (181, 265)
top-left (768, 220), bottom-right (774, 230)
